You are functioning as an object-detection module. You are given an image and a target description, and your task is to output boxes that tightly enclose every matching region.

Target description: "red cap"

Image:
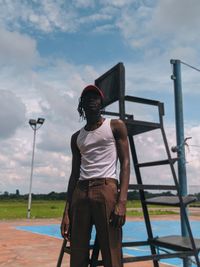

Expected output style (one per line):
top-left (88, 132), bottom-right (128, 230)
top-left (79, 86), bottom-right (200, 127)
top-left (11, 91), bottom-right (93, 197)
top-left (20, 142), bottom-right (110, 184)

top-left (81, 84), bottom-right (104, 99)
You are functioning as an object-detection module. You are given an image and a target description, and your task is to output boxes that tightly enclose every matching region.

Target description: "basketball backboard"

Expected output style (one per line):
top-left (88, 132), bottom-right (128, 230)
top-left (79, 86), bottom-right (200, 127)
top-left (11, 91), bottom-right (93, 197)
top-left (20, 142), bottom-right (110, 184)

top-left (95, 62), bottom-right (125, 108)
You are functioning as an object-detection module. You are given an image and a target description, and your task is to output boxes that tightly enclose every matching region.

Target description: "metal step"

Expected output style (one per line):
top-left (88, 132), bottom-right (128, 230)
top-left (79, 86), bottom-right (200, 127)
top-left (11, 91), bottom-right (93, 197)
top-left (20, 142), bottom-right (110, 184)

top-left (93, 251), bottom-right (195, 265)
top-left (122, 251), bottom-right (195, 263)
top-left (151, 235), bottom-right (200, 252)
top-left (137, 158), bottom-right (178, 167)
top-left (125, 119), bottom-right (161, 136)
top-left (128, 184), bottom-right (177, 191)
top-left (145, 196), bottom-right (197, 206)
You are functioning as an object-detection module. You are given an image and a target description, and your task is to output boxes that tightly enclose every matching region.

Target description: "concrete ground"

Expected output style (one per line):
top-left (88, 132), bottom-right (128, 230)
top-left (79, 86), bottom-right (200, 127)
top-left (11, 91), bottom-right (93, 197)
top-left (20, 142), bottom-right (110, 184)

top-left (0, 212), bottom-right (200, 267)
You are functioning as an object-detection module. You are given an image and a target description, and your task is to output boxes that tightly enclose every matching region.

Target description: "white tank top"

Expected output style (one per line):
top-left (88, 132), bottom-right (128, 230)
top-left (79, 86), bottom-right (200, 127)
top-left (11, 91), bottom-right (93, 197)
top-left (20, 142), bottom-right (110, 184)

top-left (77, 118), bottom-right (118, 180)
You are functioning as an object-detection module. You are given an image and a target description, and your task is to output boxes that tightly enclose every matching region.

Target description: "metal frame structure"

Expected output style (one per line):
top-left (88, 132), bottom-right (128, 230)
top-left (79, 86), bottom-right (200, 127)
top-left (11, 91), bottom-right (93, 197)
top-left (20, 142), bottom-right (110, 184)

top-left (57, 63), bottom-right (200, 266)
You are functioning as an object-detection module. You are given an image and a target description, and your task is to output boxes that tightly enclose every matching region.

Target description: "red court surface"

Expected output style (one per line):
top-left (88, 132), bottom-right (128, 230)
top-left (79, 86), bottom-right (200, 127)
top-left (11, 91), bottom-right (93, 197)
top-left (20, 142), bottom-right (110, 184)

top-left (0, 213), bottom-right (199, 267)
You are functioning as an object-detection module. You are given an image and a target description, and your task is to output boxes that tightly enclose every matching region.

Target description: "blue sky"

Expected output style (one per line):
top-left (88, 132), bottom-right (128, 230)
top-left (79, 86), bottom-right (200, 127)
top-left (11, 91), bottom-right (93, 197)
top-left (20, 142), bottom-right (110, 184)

top-left (1, 0), bottom-right (200, 194)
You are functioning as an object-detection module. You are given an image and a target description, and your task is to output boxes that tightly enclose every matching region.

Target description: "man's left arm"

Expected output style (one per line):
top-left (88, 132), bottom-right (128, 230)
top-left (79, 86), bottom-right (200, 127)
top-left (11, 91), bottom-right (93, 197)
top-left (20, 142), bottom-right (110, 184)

top-left (111, 119), bottom-right (130, 227)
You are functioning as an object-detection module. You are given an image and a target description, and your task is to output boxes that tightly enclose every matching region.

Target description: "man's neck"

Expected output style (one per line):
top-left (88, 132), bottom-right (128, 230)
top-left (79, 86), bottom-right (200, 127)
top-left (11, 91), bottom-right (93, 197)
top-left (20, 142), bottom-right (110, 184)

top-left (85, 114), bottom-right (104, 131)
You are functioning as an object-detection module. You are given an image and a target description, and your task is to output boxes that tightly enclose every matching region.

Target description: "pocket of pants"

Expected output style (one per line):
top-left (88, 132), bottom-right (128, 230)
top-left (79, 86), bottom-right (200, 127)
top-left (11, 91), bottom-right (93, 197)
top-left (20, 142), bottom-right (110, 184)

top-left (105, 182), bottom-right (118, 202)
top-left (108, 181), bottom-right (118, 192)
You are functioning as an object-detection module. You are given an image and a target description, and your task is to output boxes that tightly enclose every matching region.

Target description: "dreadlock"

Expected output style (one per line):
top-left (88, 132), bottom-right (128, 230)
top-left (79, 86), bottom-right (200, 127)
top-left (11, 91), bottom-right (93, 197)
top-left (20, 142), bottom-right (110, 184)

top-left (77, 96), bottom-right (85, 120)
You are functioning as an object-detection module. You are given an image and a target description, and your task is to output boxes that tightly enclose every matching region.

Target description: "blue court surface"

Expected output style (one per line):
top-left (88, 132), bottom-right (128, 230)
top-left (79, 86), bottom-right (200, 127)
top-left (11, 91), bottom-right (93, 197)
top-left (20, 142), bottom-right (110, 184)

top-left (16, 220), bottom-right (200, 266)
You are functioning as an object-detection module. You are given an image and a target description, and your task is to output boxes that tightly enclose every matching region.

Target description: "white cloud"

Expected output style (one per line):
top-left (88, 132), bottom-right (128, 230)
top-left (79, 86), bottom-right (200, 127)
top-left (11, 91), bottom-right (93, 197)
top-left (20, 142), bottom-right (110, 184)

top-left (0, 0), bottom-right (79, 33)
top-left (0, 28), bottom-right (39, 68)
top-left (100, 0), bottom-right (137, 8)
top-left (151, 0), bottom-right (200, 36)
top-left (0, 0), bottom-right (198, 61)
top-left (0, 90), bottom-right (26, 139)
top-left (116, 5), bottom-right (154, 48)
top-left (0, 125), bottom-right (72, 194)
top-left (37, 123), bottom-right (71, 153)
top-left (78, 13), bottom-right (112, 25)
top-left (168, 47), bottom-right (197, 65)
top-left (30, 0), bottom-right (78, 32)
top-left (112, 0), bottom-right (200, 66)
top-left (93, 24), bottom-right (116, 34)
top-left (73, 0), bottom-right (95, 8)
top-left (0, 0), bottom-right (154, 35)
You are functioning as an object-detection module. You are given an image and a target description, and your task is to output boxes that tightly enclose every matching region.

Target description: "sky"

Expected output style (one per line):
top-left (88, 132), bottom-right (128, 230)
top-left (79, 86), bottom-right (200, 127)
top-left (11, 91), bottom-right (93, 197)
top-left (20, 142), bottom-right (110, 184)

top-left (1, 0), bottom-right (200, 195)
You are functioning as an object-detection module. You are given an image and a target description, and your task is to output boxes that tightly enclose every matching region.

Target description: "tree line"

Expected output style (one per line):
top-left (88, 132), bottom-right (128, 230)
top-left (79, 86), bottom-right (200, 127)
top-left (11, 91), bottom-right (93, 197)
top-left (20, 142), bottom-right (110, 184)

top-left (1, 189), bottom-right (200, 201)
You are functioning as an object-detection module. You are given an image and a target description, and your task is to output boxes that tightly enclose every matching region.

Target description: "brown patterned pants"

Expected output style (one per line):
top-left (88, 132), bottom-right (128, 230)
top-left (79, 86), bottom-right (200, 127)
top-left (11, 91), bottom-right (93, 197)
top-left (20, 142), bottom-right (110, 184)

top-left (70, 178), bottom-right (123, 267)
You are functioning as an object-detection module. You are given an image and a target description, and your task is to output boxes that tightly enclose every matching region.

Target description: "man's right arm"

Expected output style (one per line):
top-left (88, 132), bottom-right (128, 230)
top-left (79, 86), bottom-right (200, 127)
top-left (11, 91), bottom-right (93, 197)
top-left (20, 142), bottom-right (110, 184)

top-left (61, 131), bottom-right (81, 240)
top-left (66, 131), bottom-right (81, 204)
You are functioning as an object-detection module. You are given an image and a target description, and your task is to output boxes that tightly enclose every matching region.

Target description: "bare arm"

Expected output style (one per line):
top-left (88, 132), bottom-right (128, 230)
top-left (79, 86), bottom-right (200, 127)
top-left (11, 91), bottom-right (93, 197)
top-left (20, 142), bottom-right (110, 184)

top-left (61, 131), bottom-right (81, 239)
top-left (66, 131), bottom-right (81, 205)
top-left (111, 119), bottom-right (130, 227)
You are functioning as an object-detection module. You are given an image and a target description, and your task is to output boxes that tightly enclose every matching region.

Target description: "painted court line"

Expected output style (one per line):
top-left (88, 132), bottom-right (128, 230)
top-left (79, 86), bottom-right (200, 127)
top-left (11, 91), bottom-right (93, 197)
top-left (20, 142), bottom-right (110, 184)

top-left (16, 220), bottom-right (200, 266)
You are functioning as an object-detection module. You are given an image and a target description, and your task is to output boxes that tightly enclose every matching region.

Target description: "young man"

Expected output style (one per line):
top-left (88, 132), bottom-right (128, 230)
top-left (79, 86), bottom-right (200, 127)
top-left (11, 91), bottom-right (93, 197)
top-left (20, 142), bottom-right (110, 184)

top-left (61, 84), bottom-right (130, 267)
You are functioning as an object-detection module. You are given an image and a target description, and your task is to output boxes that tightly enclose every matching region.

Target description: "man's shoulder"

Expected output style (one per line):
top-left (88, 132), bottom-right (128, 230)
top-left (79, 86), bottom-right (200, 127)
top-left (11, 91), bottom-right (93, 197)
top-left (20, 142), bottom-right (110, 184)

top-left (110, 119), bottom-right (126, 128)
top-left (72, 130), bottom-right (80, 137)
top-left (71, 130), bottom-right (80, 142)
top-left (70, 130), bottom-right (81, 152)
top-left (110, 119), bottom-right (127, 138)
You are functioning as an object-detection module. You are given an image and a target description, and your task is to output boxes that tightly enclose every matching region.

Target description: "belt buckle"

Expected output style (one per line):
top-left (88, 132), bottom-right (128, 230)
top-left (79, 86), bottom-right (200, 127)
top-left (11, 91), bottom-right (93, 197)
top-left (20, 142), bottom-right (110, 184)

top-left (89, 179), bottom-right (96, 187)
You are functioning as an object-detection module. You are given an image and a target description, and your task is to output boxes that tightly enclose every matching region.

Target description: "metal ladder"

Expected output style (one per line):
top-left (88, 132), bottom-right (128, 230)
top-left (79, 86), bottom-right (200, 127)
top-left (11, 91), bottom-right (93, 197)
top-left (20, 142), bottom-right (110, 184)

top-left (123, 95), bottom-right (200, 266)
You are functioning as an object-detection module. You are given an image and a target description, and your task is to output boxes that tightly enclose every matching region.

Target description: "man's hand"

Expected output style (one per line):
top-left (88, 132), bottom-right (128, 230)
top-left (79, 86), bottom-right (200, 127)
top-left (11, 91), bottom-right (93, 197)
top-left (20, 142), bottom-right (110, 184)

top-left (60, 212), bottom-right (70, 240)
top-left (109, 201), bottom-right (126, 228)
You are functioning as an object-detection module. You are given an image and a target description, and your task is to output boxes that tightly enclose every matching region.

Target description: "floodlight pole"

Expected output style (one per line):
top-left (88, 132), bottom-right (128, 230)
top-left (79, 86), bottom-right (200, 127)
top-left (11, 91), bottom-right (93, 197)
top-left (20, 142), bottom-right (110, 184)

top-left (27, 118), bottom-right (45, 219)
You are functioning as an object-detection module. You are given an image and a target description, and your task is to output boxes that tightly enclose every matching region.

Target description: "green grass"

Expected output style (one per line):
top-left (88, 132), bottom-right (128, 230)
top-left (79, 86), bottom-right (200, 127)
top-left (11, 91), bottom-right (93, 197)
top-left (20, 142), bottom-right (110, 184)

top-left (0, 200), bottom-right (65, 219)
top-left (190, 202), bottom-right (200, 207)
top-left (126, 200), bottom-right (142, 208)
top-left (126, 209), bottom-right (177, 217)
top-left (0, 199), bottom-right (180, 220)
